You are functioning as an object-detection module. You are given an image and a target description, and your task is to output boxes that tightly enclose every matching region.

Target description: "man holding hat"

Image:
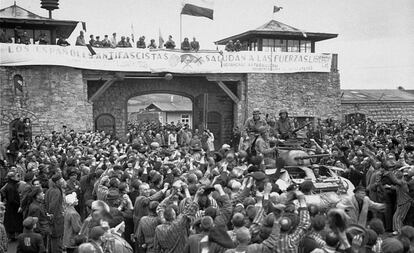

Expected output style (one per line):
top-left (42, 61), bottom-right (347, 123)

top-left (16, 216), bottom-right (46, 253)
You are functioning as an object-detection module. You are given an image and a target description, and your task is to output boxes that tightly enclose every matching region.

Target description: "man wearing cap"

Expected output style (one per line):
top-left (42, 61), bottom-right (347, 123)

top-left (45, 173), bottom-right (66, 253)
top-left (244, 108), bottom-right (268, 138)
top-left (275, 109), bottom-right (293, 139)
top-left (16, 216), bottom-right (46, 253)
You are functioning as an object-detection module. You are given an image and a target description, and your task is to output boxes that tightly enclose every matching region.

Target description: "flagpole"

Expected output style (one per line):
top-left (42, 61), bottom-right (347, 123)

top-left (180, 14), bottom-right (183, 44)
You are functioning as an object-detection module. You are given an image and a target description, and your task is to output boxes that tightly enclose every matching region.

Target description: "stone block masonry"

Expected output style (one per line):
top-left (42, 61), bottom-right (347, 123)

top-left (0, 66), bottom-right (93, 142)
top-left (341, 102), bottom-right (414, 123)
top-left (246, 72), bottom-right (341, 120)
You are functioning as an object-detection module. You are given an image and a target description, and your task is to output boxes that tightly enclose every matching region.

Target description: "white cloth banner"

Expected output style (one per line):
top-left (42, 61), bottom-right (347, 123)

top-left (0, 43), bottom-right (333, 73)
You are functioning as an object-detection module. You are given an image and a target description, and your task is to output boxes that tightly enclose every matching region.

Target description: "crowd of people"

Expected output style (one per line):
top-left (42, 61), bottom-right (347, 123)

top-left (1, 28), bottom-right (245, 52)
top-left (0, 108), bottom-right (414, 253)
top-left (0, 28), bottom-right (203, 51)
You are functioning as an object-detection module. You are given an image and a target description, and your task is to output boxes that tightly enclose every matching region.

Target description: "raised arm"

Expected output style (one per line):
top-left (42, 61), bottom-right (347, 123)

top-left (288, 191), bottom-right (311, 245)
top-left (213, 184), bottom-right (233, 227)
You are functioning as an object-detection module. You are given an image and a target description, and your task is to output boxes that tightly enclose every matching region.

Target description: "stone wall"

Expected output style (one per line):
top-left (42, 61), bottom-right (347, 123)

top-left (0, 66), bottom-right (92, 143)
top-left (246, 72), bottom-right (341, 120)
top-left (341, 102), bottom-right (414, 123)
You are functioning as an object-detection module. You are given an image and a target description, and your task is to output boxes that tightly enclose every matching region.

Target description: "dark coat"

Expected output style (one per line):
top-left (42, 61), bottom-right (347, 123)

top-left (28, 200), bottom-right (50, 235)
top-left (1, 179), bottom-right (23, 234)
top-left (45, 185), bottom-right (64, 236)
top-left (16, 230), bottom-right (46, 253)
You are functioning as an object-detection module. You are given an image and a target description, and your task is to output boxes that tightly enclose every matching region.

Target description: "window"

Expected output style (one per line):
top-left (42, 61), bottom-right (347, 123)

top-left (181, 114), bottom-right (190, 124)
top-left (287, 40), bottom-right (300, 52)
top-left (274, 39), bottom-right (287, 52)
top-left (13, 74), bottom-right (23, 94)
top-left (249, 40), bottom-right (257, 51)
top-left (262, 39), bottom-right (274, 52)
top-left (300, 40), bottom-right (312, 53)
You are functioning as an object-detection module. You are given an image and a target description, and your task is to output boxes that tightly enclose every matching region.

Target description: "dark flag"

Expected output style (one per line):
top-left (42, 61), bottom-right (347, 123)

top-left (82, 22), bottom-right (87, 31)
top-left (181, 0), bottom-right (214, 20)
top-left (273, 6), bottom-right (283, 13)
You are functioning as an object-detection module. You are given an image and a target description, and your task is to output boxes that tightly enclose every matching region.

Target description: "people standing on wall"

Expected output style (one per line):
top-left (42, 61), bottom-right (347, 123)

top-left (101, 35), bottom-right (111, 48)
top-left (110, 32), bottom-right (117, 47)
top-left (225, 40), bottom-right (235, 52)
top-left (117, 36), bottom-right (128, 48)
top-left (234, 40), bottom-right (242, 52)
top-left (38, 33), bottom-right (49, 45)
top-left (181, 37), bottom-right (191, 51)
top-left (93, 36), bottom-right (103, 47)
top-left (57, 36), bottom-right (70, 46)
top-left (164, 35), bottom-right (176, 49)
top-left (126, 37), bottom-right (133, 47)
top-left (88, 35), bottom-right (95, 46)
top-left (136, 36), bottom-right (146, 49)
top-left (147, 39), bottom-right (157, 49)
top-left (190, 37), bottom-right (200, 52)
top-left (75, 31), bottom-right (86, 46)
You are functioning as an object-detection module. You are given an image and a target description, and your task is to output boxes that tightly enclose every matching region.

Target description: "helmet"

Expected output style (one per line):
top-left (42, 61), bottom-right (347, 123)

top-left (279, 109), bottom-right (288, 116)
top-left (252, 108), bottom-right (261, 115)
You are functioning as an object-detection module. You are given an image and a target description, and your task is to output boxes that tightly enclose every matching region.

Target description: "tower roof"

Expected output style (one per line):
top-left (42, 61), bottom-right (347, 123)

top-left (0, 4), bottom-right (79, 38)
top-left (215, 19), bottom-right (337, 45)
top-left (0, 3), bottom-right (46, 19)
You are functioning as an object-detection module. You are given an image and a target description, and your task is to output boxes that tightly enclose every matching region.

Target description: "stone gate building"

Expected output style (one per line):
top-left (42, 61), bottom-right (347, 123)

top-left (0, 4), bottom-right (342, 146)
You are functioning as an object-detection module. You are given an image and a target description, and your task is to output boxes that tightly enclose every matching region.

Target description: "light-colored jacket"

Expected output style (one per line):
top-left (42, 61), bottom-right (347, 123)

top-left (336, 195), bottom-right (384, 226)
top-left (63, 206), bottom-right (82, 248)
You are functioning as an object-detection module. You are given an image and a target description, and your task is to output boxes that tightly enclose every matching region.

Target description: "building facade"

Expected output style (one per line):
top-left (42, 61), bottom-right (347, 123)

top-left (340, 89), bottom-right (414, 123)
top-left (1, 4), bottom-right (342, 147)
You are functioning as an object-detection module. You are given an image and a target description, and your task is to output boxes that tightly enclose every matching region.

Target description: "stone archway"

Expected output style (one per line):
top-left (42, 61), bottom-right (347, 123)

top-left (0, 108), bottom-right (42, 143)
top-left (88, 76), bottom-right (237, 144)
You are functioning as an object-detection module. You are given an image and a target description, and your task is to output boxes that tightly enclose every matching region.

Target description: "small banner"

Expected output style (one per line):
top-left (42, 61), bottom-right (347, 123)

top-left (0, 43), bottom-right (333, 73)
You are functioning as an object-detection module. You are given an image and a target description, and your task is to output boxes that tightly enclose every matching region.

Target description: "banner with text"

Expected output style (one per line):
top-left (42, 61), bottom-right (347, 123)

top-left (0, 43), bottom-right (333, 73)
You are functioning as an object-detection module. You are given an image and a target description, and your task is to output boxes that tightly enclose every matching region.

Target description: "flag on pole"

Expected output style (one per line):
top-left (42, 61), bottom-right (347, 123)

top-left (158, 28), bottom-right (164, 48)
top-left (81, 21), bottom-right (87, 31)
top-left (181, 0), bottom-right (214, 20)
top-left (273, 6), bottom-right (283, 13)
top-left (130, 23), bottom-right (135, 43)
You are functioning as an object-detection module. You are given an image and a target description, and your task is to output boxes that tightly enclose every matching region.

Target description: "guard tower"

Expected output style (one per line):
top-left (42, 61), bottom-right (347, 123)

top-left (215, 20), bottom-right (337, 53)
top-left (0, 3), bottom-right (78, 44)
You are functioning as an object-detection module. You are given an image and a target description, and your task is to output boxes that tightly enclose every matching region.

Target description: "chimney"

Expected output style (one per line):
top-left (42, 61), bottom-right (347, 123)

top-left (170, 95), bottom-right (174, 103)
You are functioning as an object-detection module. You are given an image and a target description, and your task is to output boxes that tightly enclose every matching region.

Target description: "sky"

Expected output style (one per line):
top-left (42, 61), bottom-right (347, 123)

top-left (1, 0), bottom-right (414, 90)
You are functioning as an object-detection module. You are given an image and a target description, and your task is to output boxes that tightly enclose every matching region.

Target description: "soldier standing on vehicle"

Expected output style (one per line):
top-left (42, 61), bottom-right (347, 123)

top-left (244, 108), bottom-right (267, 137)
top-left (276, 109), bottom-right (293, 139)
